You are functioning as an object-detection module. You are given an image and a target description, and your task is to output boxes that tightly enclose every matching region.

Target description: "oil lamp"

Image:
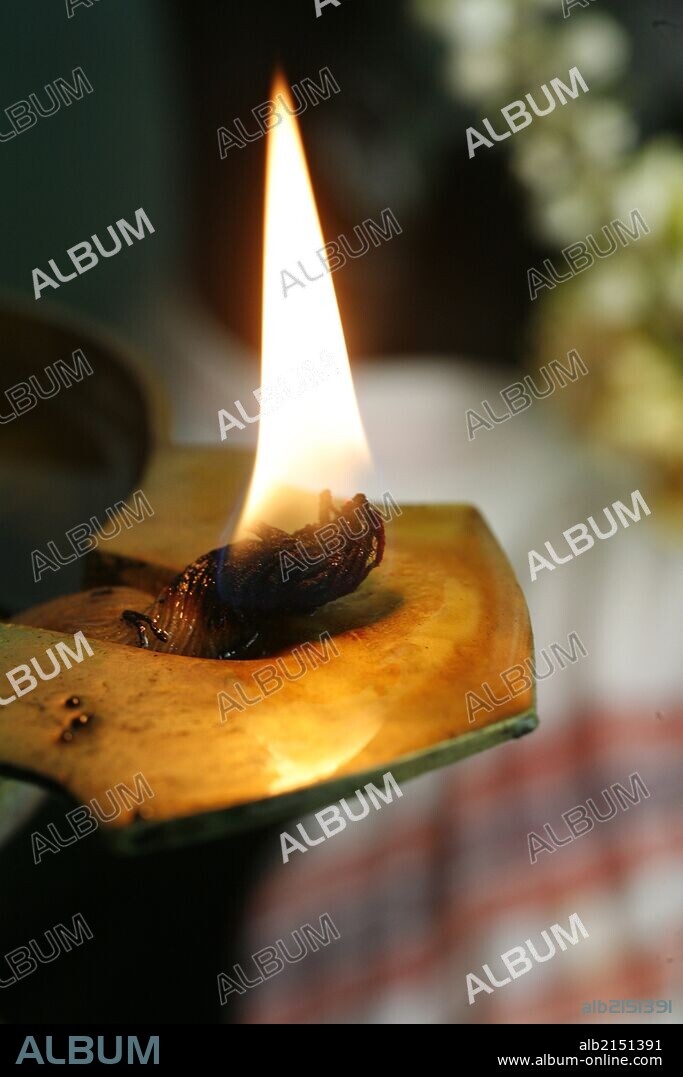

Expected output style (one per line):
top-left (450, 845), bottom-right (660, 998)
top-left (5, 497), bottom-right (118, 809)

top-left (0, 75), bottom-right (537, 851)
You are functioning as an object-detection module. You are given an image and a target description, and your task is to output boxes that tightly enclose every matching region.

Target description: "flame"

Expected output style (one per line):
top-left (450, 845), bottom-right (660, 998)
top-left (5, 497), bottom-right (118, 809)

top-left (235, 72), bottom-right (372, 536)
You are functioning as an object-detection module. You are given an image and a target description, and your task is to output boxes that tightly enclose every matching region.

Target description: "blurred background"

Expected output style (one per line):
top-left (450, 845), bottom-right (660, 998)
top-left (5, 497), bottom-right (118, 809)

top-left (1, 0), bottom-right (682, 1024)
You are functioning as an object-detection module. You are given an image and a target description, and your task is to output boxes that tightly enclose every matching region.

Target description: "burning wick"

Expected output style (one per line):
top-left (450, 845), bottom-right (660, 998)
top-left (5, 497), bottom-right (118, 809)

top-left (117, 491), bottom-right (385, 659)
top-left (114, 74), bottom-right (382, 660)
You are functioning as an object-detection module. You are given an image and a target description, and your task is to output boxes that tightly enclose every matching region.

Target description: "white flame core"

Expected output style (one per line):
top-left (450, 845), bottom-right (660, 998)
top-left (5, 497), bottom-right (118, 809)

top-left (236, 74), bottom-right (371, 535)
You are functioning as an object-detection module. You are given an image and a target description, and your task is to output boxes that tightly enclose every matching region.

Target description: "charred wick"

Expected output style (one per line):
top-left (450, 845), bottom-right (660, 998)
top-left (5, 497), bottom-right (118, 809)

top-left (118, 492), bottom-right (385, 660)
top-left (121, 610), bottom-right (169, 649)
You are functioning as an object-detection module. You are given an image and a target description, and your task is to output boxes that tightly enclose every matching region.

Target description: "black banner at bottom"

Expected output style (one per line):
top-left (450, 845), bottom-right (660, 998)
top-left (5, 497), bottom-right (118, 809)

top-left (0, 1022), bottom-right (678, 1066)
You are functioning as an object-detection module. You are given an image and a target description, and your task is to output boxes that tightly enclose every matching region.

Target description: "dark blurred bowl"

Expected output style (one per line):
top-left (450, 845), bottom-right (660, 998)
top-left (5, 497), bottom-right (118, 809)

top-left (0, 295), bottom-right (165, 613)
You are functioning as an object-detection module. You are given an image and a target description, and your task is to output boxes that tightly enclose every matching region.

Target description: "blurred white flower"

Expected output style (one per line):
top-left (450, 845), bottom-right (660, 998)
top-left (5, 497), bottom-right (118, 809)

top-left (451, 0), bottom-right (514, 46)
top-left (415, 0), bottom-right (514, 48)
top-left (512, 132), bottom-right (573, 193)
top-left (534, 189), bottom-right (601, 245)
top-left (573, 101), bottom-right (637, 167)
top-left (575, 257), bottom-right (648, 326)
top-left (448, 46), bottom-right (513, 100)
top-left (557, 14), bottom-right (630, 87)
top-left (613, 140), bottom-right (683, 238)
